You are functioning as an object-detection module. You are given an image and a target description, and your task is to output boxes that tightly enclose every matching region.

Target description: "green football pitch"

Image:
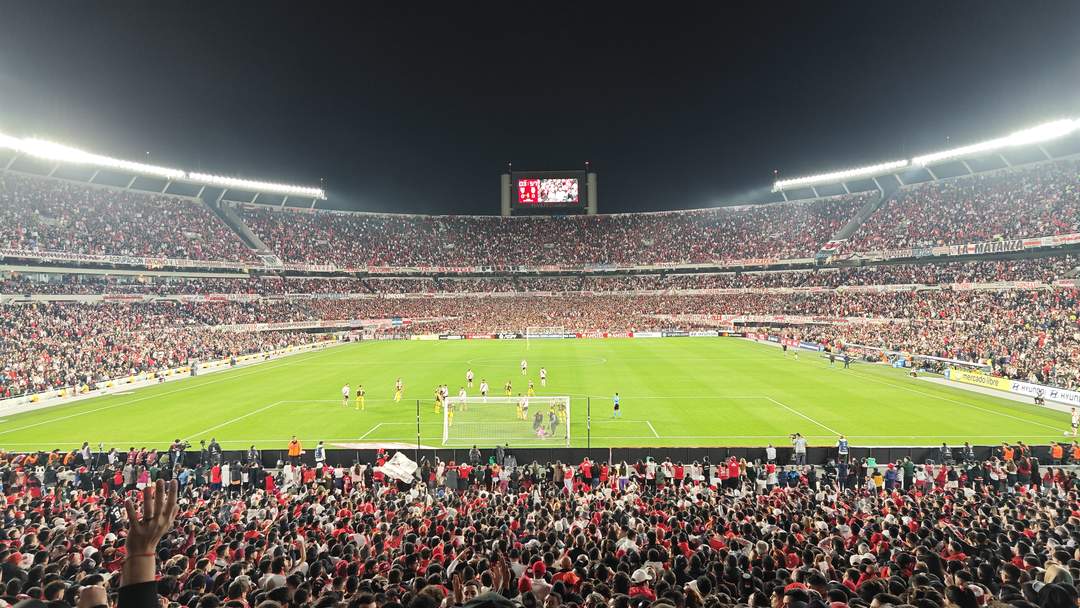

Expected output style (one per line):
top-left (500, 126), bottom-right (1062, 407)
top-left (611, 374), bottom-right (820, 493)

top-left (0, 338), bottom-right (1071, 451)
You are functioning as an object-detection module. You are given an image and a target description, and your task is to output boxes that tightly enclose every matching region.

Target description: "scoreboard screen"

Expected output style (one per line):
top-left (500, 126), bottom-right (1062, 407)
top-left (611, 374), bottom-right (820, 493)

top-left (512, 171), bottom-right (587, 211)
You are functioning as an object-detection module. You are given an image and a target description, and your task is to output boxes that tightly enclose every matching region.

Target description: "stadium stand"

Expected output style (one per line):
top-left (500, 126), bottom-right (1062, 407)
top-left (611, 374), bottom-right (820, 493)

top-left (845, 161), bottom-right (1080, 252)
top-left (234, 193), bottom-right (869, 267)
top-left (2, 447), bottom-right (1080, 608)
top-left (0, 173), bottom-right (256, 261)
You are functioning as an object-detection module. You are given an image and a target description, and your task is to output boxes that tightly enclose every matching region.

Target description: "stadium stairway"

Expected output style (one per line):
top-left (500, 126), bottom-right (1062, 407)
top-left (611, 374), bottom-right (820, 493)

top-left (815, 179), bottom-right (901, 263)
top-left (202, 197), bottom-right (283, 266)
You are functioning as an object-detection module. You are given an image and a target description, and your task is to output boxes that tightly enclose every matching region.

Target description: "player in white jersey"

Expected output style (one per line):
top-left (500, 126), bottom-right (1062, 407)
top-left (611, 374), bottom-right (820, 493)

top-left (521, 359), bottom-right (528, 375)
top-left (519, 394), bottom-right (529, 419)
top-left (466, 369), bottom-right (474, 388)
top-left (458, 386), bottom-right (468, 410)
top-left (341, 383), bottom-right (350, 407)
top-left (440, 385), bottom-right (450, 403)
top-left (1071, 408), bottom-right (1079, 437)
top-left (539, 367), bottom-right (547, 387)
top-left (479, 379), bottom-right (489, 402)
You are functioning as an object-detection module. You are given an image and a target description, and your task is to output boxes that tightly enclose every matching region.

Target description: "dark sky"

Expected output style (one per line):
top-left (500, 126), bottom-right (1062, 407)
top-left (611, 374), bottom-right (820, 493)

top-left (1, 2), bottom-right (1079, 214)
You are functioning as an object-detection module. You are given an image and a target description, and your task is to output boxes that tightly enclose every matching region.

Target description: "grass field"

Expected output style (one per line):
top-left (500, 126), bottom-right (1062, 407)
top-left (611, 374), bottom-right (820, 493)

top-left (0, 338), bottom-right (1072, 451)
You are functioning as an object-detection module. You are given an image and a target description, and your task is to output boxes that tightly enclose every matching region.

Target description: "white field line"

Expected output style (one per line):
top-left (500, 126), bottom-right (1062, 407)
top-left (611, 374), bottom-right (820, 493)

top-left (765, 396), bottom-right (841, 436)
top-left (0, 347), bottom-right (341, 438)
top-left (182, 401), bottom-right (284, 442)
top-left (744, 338), bottom-right (1064, 434)
top-left (645, 421), bottom-right (660, 438)
top-left (1, 434), bottom-right (1068, 448)
top-left (844, 368), bottom-right (1063, 432)
top-left (357, 423), bottom-right (384, 440)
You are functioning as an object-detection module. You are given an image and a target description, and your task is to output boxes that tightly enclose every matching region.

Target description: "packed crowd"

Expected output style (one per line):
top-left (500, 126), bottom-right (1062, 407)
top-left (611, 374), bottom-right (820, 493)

top-left (3, 160), bottom-right (1078, 274)
top-left (0, 173), bottom-right (256, 261)
top-left (3, 282), bottom-right (1080, 397)
top-left (4, 439), bottom-right (1080, 608)
top-left (848, 161), bottom-right (1080, 251)
top-left (0, 300), bottom-right (328, 398)
top-left (236, 195), bottom-right (868, 268)
top-left (3, 254), bottom-right (1077, 298)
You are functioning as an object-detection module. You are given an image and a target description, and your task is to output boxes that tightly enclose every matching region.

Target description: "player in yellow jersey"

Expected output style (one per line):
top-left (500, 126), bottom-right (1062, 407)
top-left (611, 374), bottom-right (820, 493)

top-left (394, 378), bottom-right (403, 403)
top-left (355, 384), bottom-right (365, 410)
top-left (447, 402), bottom-right (455, 427)
top-left (527, 380), bottom-right (536, 397)
top-left (504, 380), bottom-right (512, 397)
top-left (434, 386), bottom-right (443, 414)
top-left (516, 394), bottom-right (524, 420)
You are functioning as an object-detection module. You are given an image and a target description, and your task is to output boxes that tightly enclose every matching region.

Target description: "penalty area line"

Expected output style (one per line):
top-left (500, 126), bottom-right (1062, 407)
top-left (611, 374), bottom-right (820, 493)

top-left (765, 396), bottom-right (841, 436)
top-left (182, 401), bottom-right (284, 442)
top-left (645, 421), bottom-right (660, 438)
top-left (358, 423), bottom-right (383, 440)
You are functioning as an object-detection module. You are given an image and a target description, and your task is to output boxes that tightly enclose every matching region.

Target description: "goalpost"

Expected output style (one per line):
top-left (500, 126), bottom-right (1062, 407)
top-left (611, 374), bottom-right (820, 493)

top-left (525, 326), bottom-right (566, 350)
top-left (442, 395), bottom-right (571, 447)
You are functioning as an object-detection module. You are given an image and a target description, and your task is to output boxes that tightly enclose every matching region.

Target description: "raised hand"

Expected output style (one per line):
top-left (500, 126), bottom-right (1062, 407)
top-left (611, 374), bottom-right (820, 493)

top-left (124, 479), bottom-right (179, 555)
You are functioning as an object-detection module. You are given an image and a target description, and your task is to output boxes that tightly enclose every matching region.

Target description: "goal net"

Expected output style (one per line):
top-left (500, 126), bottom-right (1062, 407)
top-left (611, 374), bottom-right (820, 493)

top-left (525, 326), bottom-right (566, 338)
top-left (442, 395), bottom-right (571, 447)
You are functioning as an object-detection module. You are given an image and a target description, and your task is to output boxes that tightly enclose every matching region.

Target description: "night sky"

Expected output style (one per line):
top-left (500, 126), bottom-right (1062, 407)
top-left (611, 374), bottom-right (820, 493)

top-left (1, 2), bottom-right (1079, 214)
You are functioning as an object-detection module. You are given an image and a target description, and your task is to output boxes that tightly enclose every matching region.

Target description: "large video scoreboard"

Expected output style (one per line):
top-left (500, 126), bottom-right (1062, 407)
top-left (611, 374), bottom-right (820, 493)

top-left (502, 170), bottom-right (596, 216)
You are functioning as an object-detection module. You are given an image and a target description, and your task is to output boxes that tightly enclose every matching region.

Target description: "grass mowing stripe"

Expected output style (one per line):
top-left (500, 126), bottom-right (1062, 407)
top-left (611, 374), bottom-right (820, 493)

top-left (0, 338), bottom-right (1070, 449)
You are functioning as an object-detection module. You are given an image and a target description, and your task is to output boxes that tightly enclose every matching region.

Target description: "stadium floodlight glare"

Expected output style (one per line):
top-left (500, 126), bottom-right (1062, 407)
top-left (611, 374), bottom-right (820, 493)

top-left (0, 131), bottom-right (327, 199)
top-left (0, 135), bottom-right (186, 180)
top-left (187, 172), bottom-right (326, 199)
top-left (772, 159), bottom-right (909, 192)
top-left (912, 119), bottom-right (1080, 166)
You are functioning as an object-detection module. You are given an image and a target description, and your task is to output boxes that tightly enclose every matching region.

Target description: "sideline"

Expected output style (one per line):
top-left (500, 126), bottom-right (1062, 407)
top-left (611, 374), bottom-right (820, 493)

top-left (0, 340), bottom-right (351, 423)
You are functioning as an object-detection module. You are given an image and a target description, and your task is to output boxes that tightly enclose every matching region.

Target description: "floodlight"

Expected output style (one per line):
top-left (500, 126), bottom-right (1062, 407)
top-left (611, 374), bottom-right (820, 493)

top-left (772, 159), bottom-right (909, 192)
top-left (18, 138), bottom-right (186, 179)
top-left (187, 172), bottom-right (326, 199)
top-left (912, 119), bottom-right (1079, 166)
top-left (0, 130), bottom-right (327, 199)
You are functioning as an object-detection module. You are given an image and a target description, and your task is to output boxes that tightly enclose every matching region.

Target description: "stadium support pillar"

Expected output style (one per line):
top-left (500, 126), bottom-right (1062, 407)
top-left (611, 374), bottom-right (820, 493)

top-left (500, 173), bottom-right (511, 216)
top-left (586, 172), bottom-right (598, 215)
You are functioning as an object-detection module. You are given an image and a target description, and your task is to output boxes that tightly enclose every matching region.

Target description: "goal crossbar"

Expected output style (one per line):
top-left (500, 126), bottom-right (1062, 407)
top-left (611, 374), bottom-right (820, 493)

top-left (442, 395), bottom-right (571, 447)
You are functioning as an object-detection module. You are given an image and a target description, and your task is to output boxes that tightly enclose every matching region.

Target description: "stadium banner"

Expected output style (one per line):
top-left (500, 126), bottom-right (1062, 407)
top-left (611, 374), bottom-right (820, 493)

top-left (948, 239), bottom-right (1024, 256)
top-left (950, 280), bottom-right (1044, 291)
top-left (946, 368), bottom-right (1013, 391)
top-left (767, 335), bottom-right (780, 342)
top-left (630, 331), bottom-right (663, 338)
top-left (497, 332), bottom-right (522, 339)
top-left (947, 368), bottom-right (1080, 407)
top-left (799, 341), bottom-right (824, 351)
top-left (465, 334), bottom-right (494, 339)
top-left (662, 330), bottom-right (690, 337)
top-left (438, 334), bottom-right (464, 340)
top-left (688, 330), bottom-right (719, 337)
top-left (1007, 380), bottom-right (1080, 407)
top-left (410, 334), bottom-right (440, 341)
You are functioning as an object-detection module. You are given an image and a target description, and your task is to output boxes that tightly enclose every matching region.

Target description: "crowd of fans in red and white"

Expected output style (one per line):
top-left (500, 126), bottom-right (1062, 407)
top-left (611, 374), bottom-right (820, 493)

top-left (3, 254), bottom-right (1077, 297)
top-left (0, 173), bottom-right (255, 261)
top-left (236, 195), bottom-right (867, 268)
top-left (4, 284), bottom-right (1078, 398)
top-left (4, 438), bottom-right (1080, 608)
top-left (2, 160), bottom-right (1079, 274)
top-left (847, 162), bottom-right (1080, 251)
top-left (0, 300), bottom-right (327, 398)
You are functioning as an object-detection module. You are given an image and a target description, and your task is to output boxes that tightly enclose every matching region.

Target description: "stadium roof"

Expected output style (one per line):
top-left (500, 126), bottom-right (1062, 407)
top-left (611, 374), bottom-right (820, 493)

top-left (773, 117), bottom-right (1080, 198)
top-left (0, 131), bottom-right (326, 202)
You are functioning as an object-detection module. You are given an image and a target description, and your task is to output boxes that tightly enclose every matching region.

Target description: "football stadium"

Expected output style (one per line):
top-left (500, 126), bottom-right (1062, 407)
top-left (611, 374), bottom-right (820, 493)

top-left (3, 5), bottom-right (1080, 608)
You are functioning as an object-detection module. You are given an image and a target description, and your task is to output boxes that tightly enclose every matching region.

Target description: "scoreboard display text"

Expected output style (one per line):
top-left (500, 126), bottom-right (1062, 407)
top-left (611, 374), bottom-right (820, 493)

top-left (512, 171), bottom-right (586, 211)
